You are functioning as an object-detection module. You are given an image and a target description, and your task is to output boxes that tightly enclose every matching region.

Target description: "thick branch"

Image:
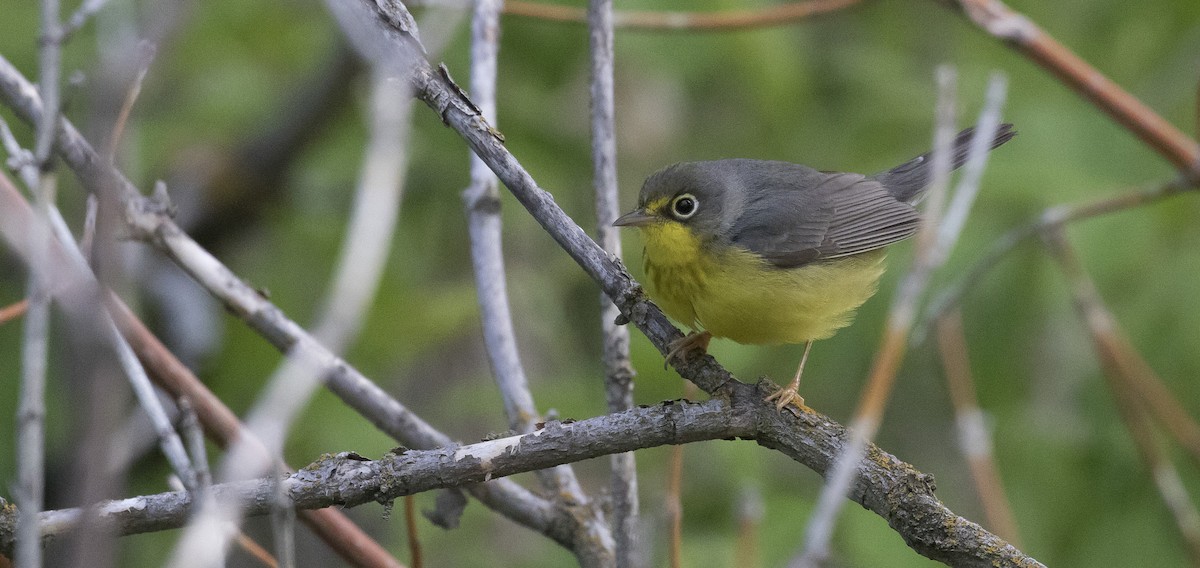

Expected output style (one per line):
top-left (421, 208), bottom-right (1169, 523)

top-left (4, 388), bottom-right (1039, 568)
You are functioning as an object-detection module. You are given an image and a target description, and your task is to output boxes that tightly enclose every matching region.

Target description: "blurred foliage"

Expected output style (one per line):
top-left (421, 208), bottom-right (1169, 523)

top-left (2, 0), bottom-right (1200, 566)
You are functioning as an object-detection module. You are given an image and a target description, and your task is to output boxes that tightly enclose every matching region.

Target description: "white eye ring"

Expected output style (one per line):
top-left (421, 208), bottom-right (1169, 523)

top-left (670, 193), bottom-right (699, 219)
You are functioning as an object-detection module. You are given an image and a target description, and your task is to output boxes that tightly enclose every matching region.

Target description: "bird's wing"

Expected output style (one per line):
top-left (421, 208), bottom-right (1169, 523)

top-left (729, 172), bottom-right (920, 268)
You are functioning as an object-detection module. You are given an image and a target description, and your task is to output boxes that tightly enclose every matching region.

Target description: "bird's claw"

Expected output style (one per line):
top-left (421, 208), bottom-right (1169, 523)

top-left (664, 331), bottom-right (712, 369)
top-left (764, 386), bottom-right (805, 412)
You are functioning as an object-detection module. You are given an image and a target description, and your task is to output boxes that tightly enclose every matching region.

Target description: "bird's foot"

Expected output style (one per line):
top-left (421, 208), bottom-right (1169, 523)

top-left (764, 385), bottom-right (806, 412)
top-left (664, 331), bottom-right (712, 369)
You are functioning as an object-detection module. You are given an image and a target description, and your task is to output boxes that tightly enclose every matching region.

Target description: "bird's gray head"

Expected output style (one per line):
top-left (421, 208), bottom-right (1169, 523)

top-left (614, 161), bottom-right (748, 242)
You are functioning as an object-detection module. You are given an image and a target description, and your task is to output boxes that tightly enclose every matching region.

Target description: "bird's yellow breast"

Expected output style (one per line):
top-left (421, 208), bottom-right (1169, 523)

top-left (639, 222), bottom-right (886, 345)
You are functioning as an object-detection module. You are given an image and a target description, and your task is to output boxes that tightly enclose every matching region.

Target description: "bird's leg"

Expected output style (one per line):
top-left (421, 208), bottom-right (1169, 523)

top-left (664, 330), bottom-right (712, 369)
top-left (765, 340), bottom-right (813, 411)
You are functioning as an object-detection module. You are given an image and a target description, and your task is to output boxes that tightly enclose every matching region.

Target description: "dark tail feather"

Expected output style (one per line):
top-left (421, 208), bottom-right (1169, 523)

top-left (874, 123), bottom-right (1016, 203)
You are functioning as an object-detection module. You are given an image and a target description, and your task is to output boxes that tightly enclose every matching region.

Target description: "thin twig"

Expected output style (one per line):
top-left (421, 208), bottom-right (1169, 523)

top-left (15, 221), bottom-right (50, 568)
top-left (667, 381), bottom-right (698, 568)
top-left (945, 0), bottom-right (1200, 174)
top-left (588, 0), bottom-right (639, 563)
top-left (934, 73), bottom-right (1008, 262)
top-left (233, 532), bottom-right (280, 568)
top-left (178, 398), bottom-right (211, 504)
top-left (59, 0), bottom-right (113, 42)
top-left (0, 299), bottom-right (29, 324)
top-left (34, 0), bottom-right (62, 166)
top-left (1044, 229), bottom-right (1200, 563)
top-left (16, 1), bottom-right (63, 560)
top-left (0, 116), bottom-right (38, 189)
top-left (666, 441), bottom-right (683, 568)
top-left (935, 309), bottom-right (1020, 545)
top-left (422, 0), bottom-right (862, 32)
top-left (311, 76), bottom-right (409, 352)
top-left (104, 42), bottom-right (155, 161)
top-left (463, 0), bottom-right (539, 442)
top-left (270, 461), bottom-right (297, 568)
top-left (919, 176), bottom-right (1197, 342)
top-left (404, 495), bottom-right (422, 568)
top-left (735, 486), bottom-right (764, 568)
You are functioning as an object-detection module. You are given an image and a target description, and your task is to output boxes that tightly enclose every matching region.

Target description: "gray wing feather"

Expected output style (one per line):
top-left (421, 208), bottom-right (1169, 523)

top-left (729, 168), bottom-right (919, 269)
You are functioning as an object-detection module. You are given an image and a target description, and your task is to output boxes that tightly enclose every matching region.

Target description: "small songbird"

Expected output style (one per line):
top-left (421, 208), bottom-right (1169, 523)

top-left (615, 125), bottom-right (1015, 410)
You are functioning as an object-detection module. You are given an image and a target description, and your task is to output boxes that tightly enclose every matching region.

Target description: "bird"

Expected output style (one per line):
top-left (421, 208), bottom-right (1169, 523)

top-left (614, 124), bottom-right (1015, 410)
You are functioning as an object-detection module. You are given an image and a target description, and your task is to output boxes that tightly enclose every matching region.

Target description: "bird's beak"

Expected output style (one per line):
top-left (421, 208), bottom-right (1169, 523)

top-left (613, 208), bottom-right (656, 227)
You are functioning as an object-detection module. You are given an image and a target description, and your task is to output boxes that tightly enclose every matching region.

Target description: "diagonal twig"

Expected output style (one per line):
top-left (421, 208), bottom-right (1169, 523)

top-left (919, 176), bottom-right (1197, 342)
top-left (935, 309), bottom-right (1021, 545)
top-left (1043, 228), bottom-right (1200, 563)
top-left (944, 0), bottom-right (1200, 174)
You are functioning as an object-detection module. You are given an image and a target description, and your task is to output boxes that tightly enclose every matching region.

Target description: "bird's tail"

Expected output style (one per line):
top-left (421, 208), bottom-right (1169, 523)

top-left (874, 123), bottom-right (1016, 203)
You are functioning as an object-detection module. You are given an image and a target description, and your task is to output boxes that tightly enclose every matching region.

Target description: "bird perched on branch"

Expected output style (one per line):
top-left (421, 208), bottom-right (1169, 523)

top-left (615, 124), bottom-right (1015, 410)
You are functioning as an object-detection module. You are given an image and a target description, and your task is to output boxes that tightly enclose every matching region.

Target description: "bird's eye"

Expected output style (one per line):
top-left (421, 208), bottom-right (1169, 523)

top-left (671, 194), bottom-right (698, 219)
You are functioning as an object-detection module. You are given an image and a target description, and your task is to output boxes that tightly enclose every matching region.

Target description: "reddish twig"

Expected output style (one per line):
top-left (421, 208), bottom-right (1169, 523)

top-left (734, 487), bottom-right (763, 568)
top-left (946, 0), bottom-right (1200, 174)
top-left (666, 441), bottom-right (684, 568)
top-left (105, 299), bottom-right (405, 568)
top-left (667, 381), bottom-right (697, 568)
top-left (404, 495), bottom-right (422, 568)
top-left (105, 43), bottom-right (154, 161)
top-left (936, 309), bottom-right (1021, 546)
top-left (488, 0), bottom-right (861, 31)
top-left (234, 532), bottom-right (279, 567)
top-left (0, 299), bottom-right (29, 325)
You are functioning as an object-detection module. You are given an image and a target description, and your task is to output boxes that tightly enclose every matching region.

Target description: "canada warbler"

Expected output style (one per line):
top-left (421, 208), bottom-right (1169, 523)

top-left (615, 124), bottom-right (1015, 410)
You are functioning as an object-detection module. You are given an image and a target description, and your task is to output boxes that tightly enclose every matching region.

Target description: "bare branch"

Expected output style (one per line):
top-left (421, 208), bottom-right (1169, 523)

top-left (2, 384), bottom-right (1041, 568)
top-left (588, 0), bottom-right (639, 562)
top-left (459, 0), bottom-right (604, 554)
top-left (15, 212), bottom-right (49, 568)
top-left (943, 0), bottom-right (1200, 174)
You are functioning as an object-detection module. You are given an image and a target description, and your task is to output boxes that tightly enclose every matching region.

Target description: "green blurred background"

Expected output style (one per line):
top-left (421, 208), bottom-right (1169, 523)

top-left (2, 0), bottom-right (1200, 566)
